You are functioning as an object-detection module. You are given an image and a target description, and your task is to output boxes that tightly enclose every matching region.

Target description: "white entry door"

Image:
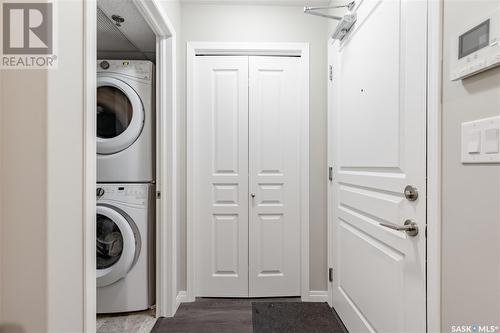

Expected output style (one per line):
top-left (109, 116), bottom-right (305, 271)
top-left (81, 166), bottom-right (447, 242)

top-left (193, 55), bottom-right (302, 297)
top-left (330, 0), bottom-right (427, 332)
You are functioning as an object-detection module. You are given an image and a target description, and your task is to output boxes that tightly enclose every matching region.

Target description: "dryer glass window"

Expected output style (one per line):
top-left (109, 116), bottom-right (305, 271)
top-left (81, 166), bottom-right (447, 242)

top-left (96, 214), bottom-right (124, 269)
top-left (97, 86), bottom-right (133, 139)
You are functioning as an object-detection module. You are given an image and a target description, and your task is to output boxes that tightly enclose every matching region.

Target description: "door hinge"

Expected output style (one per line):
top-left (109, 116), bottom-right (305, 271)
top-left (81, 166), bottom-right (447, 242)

top-left (328, 166), bottom-right (333, 182)
top-left (329, 267), bottom-right (334, 282)
top-left (329, 65), bottom-right (333, 81)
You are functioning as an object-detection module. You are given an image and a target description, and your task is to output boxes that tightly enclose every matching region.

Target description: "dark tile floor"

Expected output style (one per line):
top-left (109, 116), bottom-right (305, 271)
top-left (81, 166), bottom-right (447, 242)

top-left (151, 298), bottom-right (348, 333)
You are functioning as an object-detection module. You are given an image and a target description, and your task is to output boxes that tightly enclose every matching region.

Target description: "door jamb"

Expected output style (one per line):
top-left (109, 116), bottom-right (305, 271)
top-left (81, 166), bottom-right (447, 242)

top-left (186, 42), bottom-right (310, 302)
top-left (83, 1), bottom-right (179, 330)
top-left (326, 1), bottom-right (442, 331)
top-left (426, 0), bottom-right (443, 331)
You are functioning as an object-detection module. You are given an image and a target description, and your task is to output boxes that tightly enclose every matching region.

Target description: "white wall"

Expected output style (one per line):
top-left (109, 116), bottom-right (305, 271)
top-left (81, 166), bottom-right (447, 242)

top-left (0, 69), bottom-right (49, 333)
top-left (441, 0), bottom-right (500, 330)
top-left (0, 1), bottom-right (86, 332)
top-left (178, 3), bottom-right (329, 291)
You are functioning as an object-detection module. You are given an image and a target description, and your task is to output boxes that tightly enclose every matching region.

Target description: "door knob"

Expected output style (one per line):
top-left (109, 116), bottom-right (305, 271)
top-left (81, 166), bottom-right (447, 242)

top-left (250, 193), bottom-right (256, 198)
top-left (379, 219), bottom-right (419, 237)
top-left (404, 185), bottom-right (418, 201)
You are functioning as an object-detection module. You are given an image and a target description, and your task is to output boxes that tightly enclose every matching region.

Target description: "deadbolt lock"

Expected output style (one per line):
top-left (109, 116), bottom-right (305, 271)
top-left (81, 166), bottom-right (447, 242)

top-left (404, 185), bottom-right (418, 201)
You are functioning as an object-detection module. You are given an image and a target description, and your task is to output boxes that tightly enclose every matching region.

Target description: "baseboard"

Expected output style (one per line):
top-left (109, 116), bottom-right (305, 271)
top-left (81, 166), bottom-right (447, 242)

top-left (176, 290), bottom-right (327, 307)
top-left (302, 290), bottom-right (329, 302)
top-left (174, 290), bottom-right (188, 313)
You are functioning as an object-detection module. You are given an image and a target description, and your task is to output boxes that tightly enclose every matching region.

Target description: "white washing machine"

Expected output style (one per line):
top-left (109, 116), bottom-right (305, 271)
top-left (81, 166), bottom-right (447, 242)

top-left (96, 183), bottom-right (154, 313)
top-left (97, 60), bottom-right (155, 183)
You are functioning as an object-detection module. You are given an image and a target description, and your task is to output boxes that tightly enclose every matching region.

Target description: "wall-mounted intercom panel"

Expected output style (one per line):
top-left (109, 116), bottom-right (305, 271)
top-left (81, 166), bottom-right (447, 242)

top-left (451, 7), bottom-right (500, 81)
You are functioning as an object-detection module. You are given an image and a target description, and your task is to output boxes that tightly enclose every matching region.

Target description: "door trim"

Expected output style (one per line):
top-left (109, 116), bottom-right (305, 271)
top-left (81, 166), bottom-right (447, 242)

top-left (326, 1), bottom-right (442, 331)
top-left (186, 42), bottom-right (310, 302)
top-left (83, 0), bottom-right (179, 330)
top-left (425, 1), bottom-right (443, 331)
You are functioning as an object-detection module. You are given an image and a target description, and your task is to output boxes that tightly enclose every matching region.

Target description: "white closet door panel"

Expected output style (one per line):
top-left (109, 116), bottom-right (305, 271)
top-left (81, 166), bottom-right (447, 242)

top-left (194, 56), bottom-right (249, 297)
top-left (248, 56), bottom-right (301, 297)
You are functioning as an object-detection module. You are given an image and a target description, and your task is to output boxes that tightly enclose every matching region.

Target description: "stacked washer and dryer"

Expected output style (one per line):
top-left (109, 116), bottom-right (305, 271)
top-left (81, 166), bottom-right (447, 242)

top-left (96, 60), bottom-right (155, 314)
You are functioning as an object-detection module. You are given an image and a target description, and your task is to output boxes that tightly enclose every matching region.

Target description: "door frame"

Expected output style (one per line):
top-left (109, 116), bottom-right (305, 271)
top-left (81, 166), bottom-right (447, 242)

top-left (326, 1), bottom-right (442, 331)
top-left (83, 0), bottom-right (179, 330)
top-left (186, 42), bottom-right (310, 301)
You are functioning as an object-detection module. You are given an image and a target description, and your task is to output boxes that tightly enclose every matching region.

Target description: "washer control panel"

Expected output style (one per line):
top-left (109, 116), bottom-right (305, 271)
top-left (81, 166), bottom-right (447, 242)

top-left (97, 184), bottom-right (150, 206)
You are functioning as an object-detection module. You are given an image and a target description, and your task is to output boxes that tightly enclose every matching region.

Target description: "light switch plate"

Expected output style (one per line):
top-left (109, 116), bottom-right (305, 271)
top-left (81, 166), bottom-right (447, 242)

top-left (462, 116), bottom-right (500, 164)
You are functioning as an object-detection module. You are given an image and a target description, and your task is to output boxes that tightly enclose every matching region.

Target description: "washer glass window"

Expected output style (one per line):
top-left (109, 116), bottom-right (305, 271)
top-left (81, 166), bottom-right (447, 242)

top-left (96, 214), bottom-right (124, 269)
top-left (97, 86), bottom-right (133, 139)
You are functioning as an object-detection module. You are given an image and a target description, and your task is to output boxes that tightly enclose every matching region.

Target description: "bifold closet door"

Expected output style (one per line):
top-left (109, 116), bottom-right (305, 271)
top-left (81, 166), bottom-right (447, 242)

top-left (248, 56), bottom-right (301, 297)
top-left (194, 55), bottom-right (302, 297)
top-left (194, 56), bottom-right (249, 297)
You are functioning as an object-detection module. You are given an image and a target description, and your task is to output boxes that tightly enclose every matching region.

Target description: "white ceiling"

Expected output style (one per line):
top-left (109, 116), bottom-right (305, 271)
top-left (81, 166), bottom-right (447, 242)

top-left (180, 0), bottom-right (331, 6)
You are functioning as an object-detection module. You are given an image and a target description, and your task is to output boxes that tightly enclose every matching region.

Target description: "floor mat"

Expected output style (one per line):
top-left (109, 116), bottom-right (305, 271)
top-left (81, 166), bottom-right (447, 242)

top-left (151, 299), bottom-right (252, 333)
top-left (252, 302), bottom-right (347, 333)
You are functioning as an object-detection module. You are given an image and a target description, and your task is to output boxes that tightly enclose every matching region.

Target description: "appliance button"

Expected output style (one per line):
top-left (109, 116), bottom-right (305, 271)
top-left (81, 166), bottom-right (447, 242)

top-left (100, 61), bottom-right (110, 70)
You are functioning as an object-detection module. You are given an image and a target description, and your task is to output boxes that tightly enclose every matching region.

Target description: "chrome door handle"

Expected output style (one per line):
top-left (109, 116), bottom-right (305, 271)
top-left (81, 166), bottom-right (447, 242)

top-left (250, 193), bottom-right (256, 198)
top-left (380, 219), bottom-right (419, 237)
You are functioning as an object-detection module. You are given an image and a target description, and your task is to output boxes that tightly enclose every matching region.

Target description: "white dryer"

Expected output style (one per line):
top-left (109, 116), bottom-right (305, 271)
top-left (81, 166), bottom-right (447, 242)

top-left (96, 183), bottom-right (154, 313)
top-left (97, 60), bottom-right (155, 183)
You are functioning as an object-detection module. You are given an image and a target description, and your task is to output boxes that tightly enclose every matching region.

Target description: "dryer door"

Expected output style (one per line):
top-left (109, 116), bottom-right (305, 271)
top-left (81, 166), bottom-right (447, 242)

top-left (96, 204), bottom-right (140, 287)
top-left (97, 76), bottom-right (145, 155)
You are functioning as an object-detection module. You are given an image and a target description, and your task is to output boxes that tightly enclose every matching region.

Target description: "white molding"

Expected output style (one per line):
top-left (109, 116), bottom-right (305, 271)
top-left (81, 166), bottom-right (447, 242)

top-left (186, 43), bottom-right (196, 302)
top-left (83, 1), bottom-right (97, 332)
top-left (326, 38), bottom-right (336, 308)
top-left (300, 44), bottom-right (310, 302)
top-left (83, 0), bottom-right (179, 329)
top-left (303, 290), bottom-right (329, 303)
top-left (180, 0), bottom-right (330, 6)
top-left (154, 36), bottom-right (178, 318)
top-left (426, 0), bottom-right (443, 332)
top-left (186, 42), bottom-right (310, 301)
top-left (190, 42), bottom-right (306, 56)
top-left (132, 0), bottom-right (174, 38)
top-left (134, 1), bottom-right (178, 319)
top-left (175, 291), bottom-right (188, 313)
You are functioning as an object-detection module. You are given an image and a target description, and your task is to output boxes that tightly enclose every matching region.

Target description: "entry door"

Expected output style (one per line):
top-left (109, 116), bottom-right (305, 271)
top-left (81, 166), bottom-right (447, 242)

top-left (194, 55), bottom-right (302, 297)
top-left (331, 0), bottom-right (427, 332)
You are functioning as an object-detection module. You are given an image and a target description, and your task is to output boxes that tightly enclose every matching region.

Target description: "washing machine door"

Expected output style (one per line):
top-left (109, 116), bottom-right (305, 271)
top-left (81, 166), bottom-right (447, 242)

top-left (96, 204), bottom-right (140, 287)
top-left (97, 76), bottom-right (145, 155)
